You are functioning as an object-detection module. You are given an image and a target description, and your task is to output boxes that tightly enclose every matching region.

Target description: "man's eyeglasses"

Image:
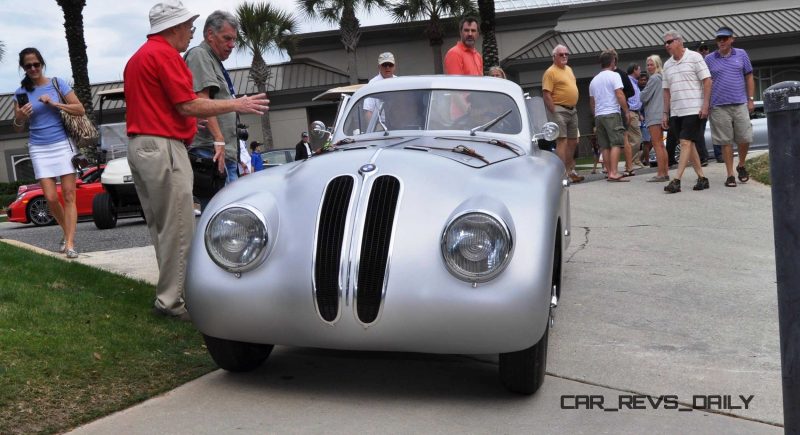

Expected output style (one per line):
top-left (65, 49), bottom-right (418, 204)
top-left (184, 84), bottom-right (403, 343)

top-left (190, 26), bottom-right (196, 34)
top-left (23, 62), bottom-right (42, 71)
top-left (381, 63), bottom-right (395, 68)
top-left (556, 53), bottom-right (569, 57)
top-left (664, 39), bottom-right (677, 46)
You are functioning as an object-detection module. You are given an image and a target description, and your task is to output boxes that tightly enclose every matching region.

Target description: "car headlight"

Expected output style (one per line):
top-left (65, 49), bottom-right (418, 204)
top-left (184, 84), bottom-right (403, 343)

top-left (205, 206), bottom-right (268, 272)
top-left (441, 212), bottom-right (512, 283)
top-left (541, 122), bottom-right (559, 141)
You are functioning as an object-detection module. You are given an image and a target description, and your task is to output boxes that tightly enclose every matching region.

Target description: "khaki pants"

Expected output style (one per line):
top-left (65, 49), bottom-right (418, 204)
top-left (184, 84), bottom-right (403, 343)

top-left (128, 135), bottom-right (194, 315)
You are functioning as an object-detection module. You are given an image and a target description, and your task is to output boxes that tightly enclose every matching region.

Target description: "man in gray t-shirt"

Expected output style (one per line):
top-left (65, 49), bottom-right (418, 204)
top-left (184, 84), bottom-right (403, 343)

top-left (184, 10), bottom-right (239, 183)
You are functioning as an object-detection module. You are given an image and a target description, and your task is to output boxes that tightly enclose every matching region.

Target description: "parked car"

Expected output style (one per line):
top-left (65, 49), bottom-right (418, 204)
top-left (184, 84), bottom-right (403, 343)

top-left (92, 146), bottom-right (235, 229)
top-left (649, 101), bottom-right (767, 166)
top-left (185, 76), bottom-right (569, 395)
top-left (260, 148), bottom-right (295, 168)
top-left (6, 165), bottom-right (106, 226)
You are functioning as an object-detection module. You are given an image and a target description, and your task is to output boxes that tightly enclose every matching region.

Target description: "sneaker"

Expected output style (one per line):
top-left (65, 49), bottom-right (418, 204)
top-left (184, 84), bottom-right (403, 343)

top-left (664, 179), bottom-right (681, 193)
top-left (737, 165), bottom-right (749, 183)
top-left (693, 177), bottom-right (710, 191)
top-left (647, 175), bottom-right (669, 182)
top-left (58, 238), bottom-right (66, 253)
top-left (701, 160), bottom-right (709, 167)
top-left (65, 248), bottom-right (79, 259)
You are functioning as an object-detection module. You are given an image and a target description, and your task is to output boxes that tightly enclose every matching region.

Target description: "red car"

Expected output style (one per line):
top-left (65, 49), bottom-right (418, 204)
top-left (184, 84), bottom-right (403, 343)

top-left (6, 166), bottom-right (106, 226)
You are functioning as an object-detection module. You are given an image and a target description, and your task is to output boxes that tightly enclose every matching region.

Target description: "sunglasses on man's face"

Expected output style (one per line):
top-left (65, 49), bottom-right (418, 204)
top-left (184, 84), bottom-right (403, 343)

top-left (664, 39), bottom-right (677, 46)
top-left (716, 36), bottom-right (731, 42)
top-left (556, 53), bottom-right (569, 57)
top-left (23, 62), bottom-right (42, 71)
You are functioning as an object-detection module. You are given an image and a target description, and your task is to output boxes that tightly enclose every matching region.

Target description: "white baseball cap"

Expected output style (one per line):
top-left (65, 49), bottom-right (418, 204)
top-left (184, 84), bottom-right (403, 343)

top-left (378, 52), bottom-right (395, 65)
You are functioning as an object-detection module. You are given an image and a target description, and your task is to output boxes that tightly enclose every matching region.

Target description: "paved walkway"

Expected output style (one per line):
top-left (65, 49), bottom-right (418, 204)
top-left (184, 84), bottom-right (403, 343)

top-left (5, 154), bottom-right (782, 433)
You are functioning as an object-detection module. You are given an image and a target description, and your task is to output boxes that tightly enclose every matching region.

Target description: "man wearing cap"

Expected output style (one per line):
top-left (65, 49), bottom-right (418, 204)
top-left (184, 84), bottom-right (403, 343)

top-left (184, 10), bottom-right (241, 184)
top-left (705, 25), bottom-right (755, 187)
top-left (363, 52), bottom-right (397, 123)
top-left (444, 16), bottom-right (483, 75)
top-left (124, 1), bottom-right (270, 321)
top-left (295, 131), bottom-right (313, 160)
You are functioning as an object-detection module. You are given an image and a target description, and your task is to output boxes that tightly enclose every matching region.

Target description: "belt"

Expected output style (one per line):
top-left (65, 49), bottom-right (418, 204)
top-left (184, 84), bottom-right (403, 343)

top-left (558, 105), bottom-right (575, 110)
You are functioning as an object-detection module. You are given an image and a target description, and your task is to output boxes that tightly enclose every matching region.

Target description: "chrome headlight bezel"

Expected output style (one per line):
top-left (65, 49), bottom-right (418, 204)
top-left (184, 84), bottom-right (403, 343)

top-left (204, 204), bottom-right (269, 273)
top-left (440, 211), bottom-right (513, 283)
top-left (541, 121), bottom-right (560, 141)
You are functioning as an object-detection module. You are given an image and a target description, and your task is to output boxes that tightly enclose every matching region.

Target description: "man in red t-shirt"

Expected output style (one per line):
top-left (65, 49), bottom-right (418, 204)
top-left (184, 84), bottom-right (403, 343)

top-left (124, 1), bottom-right (269, 321)
top-left (444, 17), bottom-right (483, 76)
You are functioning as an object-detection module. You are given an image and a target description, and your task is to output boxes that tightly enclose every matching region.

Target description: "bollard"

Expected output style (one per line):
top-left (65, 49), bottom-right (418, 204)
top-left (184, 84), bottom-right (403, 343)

top-left (764, 80), bottom-right (800, 433)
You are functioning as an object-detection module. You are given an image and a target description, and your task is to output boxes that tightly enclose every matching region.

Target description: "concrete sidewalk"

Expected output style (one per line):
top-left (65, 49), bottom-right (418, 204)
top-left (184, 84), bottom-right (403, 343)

top-left (8, 155), bottom-right (781, 433)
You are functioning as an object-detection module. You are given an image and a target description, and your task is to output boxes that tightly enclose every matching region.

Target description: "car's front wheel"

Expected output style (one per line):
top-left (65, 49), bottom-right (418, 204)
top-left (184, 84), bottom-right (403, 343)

top-left (498, 312), bottom-right (549, 394)
top-left (92, 192), bottom-right (117, 229)
top-left (27, 197), bottom-right (55, 226)
top-left (203, 334), bottom-right (273, 372)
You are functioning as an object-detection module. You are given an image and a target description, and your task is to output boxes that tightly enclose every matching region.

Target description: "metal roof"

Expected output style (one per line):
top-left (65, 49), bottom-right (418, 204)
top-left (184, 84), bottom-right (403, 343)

top-left (507, 6), bottom-right (800, 62)
top-left (0, 59), bottom-right (349, 122)
top-left (495, 0), bottom-right (608, 12)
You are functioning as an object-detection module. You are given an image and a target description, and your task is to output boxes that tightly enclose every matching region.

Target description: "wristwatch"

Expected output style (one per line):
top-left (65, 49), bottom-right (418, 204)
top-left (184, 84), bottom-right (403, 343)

top-left (748, 97), bottom-right (754, 101)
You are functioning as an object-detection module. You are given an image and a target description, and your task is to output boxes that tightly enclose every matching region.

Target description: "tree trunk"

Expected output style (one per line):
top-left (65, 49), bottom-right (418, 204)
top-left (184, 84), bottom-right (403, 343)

top-left (340, 5), bottom-right (361, 84)
top-left (477, 0), bottom-right (499, 73)
top-left (427, 14), bottom-right (444, 74)
top-left (57, 0), bottom-right (96, 162)
top-left (57, 0), bottom-right (92, 118)
top-left (249, 52), bottom-right (274, 150)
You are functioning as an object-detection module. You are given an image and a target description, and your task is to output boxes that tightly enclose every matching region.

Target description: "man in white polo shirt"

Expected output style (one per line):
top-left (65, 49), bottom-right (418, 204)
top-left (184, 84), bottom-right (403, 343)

top-left (661, 29), bottom-right (711, 194)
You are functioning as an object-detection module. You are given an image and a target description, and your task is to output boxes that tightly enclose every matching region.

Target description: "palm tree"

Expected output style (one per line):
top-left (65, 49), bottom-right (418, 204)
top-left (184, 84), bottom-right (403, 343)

top-left (236, 2), bottom-right (299, 150)
top-left (56, 0), bottom-right (96, 161)
top-left (55, 0), bottom-right (92, 118)
top-left (297, 0), bottom-right (387, 84)
top-left (389, 0), bottom-right (474, 74)
top-left (477, 0), bottom-right (498, 74)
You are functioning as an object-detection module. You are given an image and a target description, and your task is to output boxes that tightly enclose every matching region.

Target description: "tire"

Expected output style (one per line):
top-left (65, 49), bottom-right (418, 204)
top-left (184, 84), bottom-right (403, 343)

top-left (27, 196), bottom-right (55, 226)
top-left (499, 316), bottom-right (549, 395)
top-left (498, 226), bottom-right (560, 395)
top-left (203, 334), bottom-right (273, 372)
top-left (92, 192), bottom-right (118, 229)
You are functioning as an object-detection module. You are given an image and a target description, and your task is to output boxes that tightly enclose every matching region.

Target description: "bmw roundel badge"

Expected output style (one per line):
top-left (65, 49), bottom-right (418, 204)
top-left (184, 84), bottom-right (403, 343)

top-left (359, 163), bottom-right (376, 174)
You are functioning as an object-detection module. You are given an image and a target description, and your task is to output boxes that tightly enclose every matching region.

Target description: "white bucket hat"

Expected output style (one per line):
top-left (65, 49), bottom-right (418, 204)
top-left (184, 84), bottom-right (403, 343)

top-left (148, 1), bottom-right (199, 35)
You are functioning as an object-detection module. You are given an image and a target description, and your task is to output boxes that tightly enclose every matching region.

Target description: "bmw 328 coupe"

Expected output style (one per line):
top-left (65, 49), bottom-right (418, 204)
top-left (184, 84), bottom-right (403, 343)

top-left (185, 76), bottom-right (570, 394)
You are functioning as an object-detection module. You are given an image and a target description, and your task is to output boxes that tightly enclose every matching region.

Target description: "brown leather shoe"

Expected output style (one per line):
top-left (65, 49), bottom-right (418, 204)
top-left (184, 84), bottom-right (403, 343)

top-left (152, 307), bottom-right (191, 322)
top-left (568, 173), bottom-right (585, 183)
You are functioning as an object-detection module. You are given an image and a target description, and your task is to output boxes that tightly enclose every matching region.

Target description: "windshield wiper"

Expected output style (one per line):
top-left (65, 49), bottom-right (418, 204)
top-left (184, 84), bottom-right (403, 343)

top-left (469, 109), bottom-right (512, 136)
top-left (434, 136), bottom-right (522, 156)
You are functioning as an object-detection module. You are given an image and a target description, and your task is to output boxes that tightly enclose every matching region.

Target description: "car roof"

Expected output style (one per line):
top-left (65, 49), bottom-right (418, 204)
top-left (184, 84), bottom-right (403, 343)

top-left (349, 75), bottom-right (524, 101)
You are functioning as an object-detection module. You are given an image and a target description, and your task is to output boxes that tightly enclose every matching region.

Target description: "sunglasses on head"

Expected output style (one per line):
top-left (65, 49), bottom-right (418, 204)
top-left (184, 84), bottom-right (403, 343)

top-left (23, 62), bottom-right (42, 70)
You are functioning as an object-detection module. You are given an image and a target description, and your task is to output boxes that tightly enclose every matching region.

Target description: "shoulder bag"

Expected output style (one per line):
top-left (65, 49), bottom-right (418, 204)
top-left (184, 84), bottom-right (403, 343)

top-left (51, 78), bottom-right (97, 168)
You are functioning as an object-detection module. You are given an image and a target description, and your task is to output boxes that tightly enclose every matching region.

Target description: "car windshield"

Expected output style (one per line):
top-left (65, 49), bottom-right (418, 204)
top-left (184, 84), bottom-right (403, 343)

top-left (342, 89), bottom-right (522, 136)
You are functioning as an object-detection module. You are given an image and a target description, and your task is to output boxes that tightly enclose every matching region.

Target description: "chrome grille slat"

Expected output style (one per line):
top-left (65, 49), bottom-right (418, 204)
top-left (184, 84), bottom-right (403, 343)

top-left (314, 176), bottom-right (355, 322)
top-left (356, 175), bottom-right (401, 324)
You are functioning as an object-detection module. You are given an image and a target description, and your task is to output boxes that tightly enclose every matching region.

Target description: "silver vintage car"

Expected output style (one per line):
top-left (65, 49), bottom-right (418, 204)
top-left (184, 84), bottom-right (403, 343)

top-left (185, 76), bottom-right (570, 394)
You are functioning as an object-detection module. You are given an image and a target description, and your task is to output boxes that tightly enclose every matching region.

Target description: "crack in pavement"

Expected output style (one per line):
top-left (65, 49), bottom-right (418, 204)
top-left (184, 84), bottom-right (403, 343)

top-left (566, 226), bottom-right (590, 263)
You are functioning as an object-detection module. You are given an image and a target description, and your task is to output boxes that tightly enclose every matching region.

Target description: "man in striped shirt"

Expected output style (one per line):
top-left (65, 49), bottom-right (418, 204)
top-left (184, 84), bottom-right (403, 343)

top-left (661, 29), bottom-right (712, 193)
top-left (705, 26), bottom-right (755, 187)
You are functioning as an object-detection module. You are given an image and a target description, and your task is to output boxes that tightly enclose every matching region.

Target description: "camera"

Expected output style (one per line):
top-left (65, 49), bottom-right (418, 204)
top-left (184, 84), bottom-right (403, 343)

top-left (237, 123), bottom-right (249, 141)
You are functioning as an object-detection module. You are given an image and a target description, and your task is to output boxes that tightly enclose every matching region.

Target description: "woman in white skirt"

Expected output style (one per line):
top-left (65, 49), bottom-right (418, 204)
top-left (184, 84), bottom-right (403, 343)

top-left (12, 47), bottom-right (86, 258)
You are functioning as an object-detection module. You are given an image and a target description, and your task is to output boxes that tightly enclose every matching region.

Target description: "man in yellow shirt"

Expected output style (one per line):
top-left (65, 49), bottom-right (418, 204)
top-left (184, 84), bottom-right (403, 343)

top-left (542, 44), bottom-right (583, 182)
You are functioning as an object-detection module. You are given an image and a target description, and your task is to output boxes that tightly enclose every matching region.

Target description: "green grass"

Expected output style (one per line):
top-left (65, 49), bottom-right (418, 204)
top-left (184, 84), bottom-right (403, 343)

top-left (746, 152), bottom-right (770, 185)
top-left (0, 214), bottom-right (7, 223)
top-left (0, 243), bottom-right (216, 434)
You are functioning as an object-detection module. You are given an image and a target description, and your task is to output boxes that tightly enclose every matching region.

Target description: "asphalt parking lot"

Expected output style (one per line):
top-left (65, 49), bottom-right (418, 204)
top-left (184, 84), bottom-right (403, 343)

top-left (0, 217), bottom-right (151, 253)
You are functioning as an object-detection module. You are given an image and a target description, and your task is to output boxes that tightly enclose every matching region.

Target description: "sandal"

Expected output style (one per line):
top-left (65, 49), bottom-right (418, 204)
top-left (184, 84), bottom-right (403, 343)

top-left (622, 170), bottom-right (636, 177)
top-left (737, 165), bottom-right (749, 183)
top-left (725, 175), bottom-right (737, 187)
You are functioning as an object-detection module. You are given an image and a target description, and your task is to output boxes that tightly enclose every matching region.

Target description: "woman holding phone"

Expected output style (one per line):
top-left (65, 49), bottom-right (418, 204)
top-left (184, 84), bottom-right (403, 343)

top-left (12, 47), bottom-right (86, 258)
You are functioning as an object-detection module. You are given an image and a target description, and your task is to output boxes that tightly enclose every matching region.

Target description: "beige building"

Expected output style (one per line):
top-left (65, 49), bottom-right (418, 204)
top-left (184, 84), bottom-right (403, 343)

top-left (1, 0), bottom-right (798, 182)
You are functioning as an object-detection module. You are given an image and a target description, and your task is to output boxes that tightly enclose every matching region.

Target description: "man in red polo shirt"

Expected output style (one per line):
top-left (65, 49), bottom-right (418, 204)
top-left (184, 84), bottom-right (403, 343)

top-left (444, 16), bottom-right (483, 76)
top-left (124, 1), bottom-right (269, 321)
